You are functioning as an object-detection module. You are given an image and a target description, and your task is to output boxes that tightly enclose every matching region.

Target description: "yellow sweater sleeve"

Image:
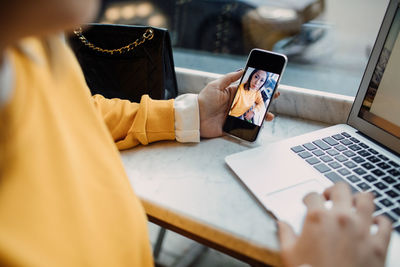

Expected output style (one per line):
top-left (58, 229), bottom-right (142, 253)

top-left (92, 94), bottom-right (175, 150)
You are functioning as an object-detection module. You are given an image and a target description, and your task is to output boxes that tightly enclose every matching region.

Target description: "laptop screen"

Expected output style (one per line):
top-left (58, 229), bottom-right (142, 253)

top-left (358, 6), bottom-right (400, 139)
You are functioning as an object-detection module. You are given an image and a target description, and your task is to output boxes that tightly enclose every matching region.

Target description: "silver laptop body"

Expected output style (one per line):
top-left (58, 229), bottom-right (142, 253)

top-left (226, 1), bottom-right (400, 265)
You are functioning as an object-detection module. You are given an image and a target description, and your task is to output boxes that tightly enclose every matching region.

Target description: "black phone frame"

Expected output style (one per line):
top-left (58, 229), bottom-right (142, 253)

top-left (223, 49), bottom-right (287, 142)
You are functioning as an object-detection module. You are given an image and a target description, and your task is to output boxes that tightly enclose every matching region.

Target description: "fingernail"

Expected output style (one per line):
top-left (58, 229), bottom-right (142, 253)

top-left (235, 68), bottom-right (243, 72)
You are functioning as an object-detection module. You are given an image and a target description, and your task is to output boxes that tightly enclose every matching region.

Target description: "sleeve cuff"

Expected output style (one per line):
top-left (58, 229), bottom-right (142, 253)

top-left (174, 94), bottom-right (200, 143)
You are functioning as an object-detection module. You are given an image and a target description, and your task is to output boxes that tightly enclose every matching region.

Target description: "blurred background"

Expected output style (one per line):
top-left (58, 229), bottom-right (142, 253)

top-left (98, 0), bottom-right (389, 96)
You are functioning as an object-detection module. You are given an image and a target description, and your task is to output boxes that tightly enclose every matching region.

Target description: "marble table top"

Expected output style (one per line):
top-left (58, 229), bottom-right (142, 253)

top-left (121, 113), bottom-right (328, 265)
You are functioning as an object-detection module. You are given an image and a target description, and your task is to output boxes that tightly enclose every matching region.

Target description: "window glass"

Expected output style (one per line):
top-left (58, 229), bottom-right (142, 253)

top-left (100, 0), bottom-right (389, 96)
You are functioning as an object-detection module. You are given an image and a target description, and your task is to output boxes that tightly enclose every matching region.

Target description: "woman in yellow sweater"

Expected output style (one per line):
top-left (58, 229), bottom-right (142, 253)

top-left (0, 0), bottom-right (391, 267)
top-left (0, 1), bottom-right (247, 266)
top-left (229, 69), bottom-right (267, 124)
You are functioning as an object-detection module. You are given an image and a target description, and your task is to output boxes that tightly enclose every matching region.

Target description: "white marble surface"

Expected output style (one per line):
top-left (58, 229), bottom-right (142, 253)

top-left (120, 67), bottom-right (342, 262)
top-left (176, 67), bottom-right (354, 125)
top-left (121, 114), bottom-right (328, 252)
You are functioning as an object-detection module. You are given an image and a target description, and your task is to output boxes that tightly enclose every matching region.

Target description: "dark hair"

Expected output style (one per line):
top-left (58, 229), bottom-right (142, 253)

top-left (244, 69), bottom-right (267, 91)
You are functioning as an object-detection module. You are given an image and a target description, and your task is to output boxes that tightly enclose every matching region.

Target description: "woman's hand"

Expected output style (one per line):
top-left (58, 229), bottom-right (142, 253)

top-left (198, 70), bottom-right (242, 138)
top-left (244, 110), bottom-right (255, 120)
top-left (278, 183), bottom-right (392, 267)
top-left (198, 70), bottom-right (278, 138)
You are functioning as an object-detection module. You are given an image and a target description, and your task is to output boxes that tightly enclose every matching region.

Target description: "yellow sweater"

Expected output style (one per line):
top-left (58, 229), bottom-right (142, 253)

top-left (0, 37), bottom-right (175, 266)
top-left (229, 83), bottom-right (263, 117)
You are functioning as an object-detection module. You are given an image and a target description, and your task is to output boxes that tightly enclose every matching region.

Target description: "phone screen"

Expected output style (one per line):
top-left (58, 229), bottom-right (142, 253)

top-left (223, 49), bottom-right (287, 142)
top-left (228, 67), bottom-right (280, 126)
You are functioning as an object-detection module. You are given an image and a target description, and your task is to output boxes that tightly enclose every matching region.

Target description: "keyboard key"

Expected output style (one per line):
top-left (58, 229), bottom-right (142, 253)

top-left (388, 160), bottom-right (399, 167)
top-left (393, 208), bottom-right (400, 216)
top-left (367, 156), bottom-right (380, 163)
top-left (395, 184), bottom-right (400, 191)
top-left (350, 137), bottom-right (360, 143)
top-left (374, 201), bottom-right (382, 212)
top-left (396, 226), bottom-right (400, 234)
top-left (328, 162), bottom-right (342, 169)
top-left (377, 162), bottom-right (391, 169)
top-left (352, 156), bottom-right (365, 163)
top-left (380, 199), bottom-right (394, 207)
top-left (343, 150), bottom-right (356, 157)
top-left (361, 162), bottom-right (374, 170)
top-left (303, 143), bottom-right (317, 151)
top-left (383, 176), bottom-right (396, 184)
top-left (313, 140), bottom-right (331, 150)
top-left (385, 190), bottom-right (399, 198)
top-left (353, 167), bottom-right (367, 175)
top-left (349, 144), bottom-right (362, 151)
top-left (368, 148), bottom-right (379, 154)
top-left (374, 182), bottom-right (388, 190)
top-left (340, 139), bottom-right (353, 146)
top-left (306, 157), bottom-right (321, 165)
top-left (324, 172), bottom-right (344, 183)
top-left (298, 151), bottom-right (313, 159)
top-left (332, 134), bottom-right (345, 140)
top-left (358, 150), bottom-right (371, 157)
top-left (320, 155), bottom-right (334, 162)
top-left (314, 163), bottom-right (331, 173)
top-left (347, 175), bottom-right (361, 183)
top-left (313, 150), bottom-right (325, 157)
top-left (363, 175), bottom-right (377, 182)
top-left (341, 132), bottom-right (351, 138)
top-left (323, 137), bottom-right (339, 146)
top-left (327, 149), bottom-right (339, 156)
top-left (371, 190), bottom-right (381, 198)
top-left (324, 172), bottom-right (357, 192)
top-left (378, 155), bottom-right (389, 161)
top-left (344, 161), bottom-right (357, 169)
top-left (338, 168), bottom-right (351, 176)
top-left (388, 169), bottom-right (400, 176)
top-left (357, 182), bottom-right (371, 191)
top-left (335, 155), bottom-right (348, 162)
top-left (372, 169), bottom-right (385, 177)
top-left (334, 145), bottom-right (347, 152)
top-left (291, 146), bottom-right (305, 153)
top-left (359, 143), bottom-right (369, 149)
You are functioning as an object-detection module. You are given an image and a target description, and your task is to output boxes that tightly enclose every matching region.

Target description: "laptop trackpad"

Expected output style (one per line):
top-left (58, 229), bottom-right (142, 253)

top-left (262, 179), bottom-right (326, 234)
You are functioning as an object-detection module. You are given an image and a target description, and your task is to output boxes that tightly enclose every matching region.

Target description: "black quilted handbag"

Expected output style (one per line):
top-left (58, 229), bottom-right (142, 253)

top-left (69, 23), bottom-right (178, 102)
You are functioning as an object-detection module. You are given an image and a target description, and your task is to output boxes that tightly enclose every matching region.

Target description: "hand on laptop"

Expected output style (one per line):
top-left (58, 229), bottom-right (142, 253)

top-left (278, 183), bottom-right (392, 267)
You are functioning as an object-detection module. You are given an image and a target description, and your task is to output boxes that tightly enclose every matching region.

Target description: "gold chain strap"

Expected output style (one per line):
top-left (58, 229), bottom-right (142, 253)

top-left (73, 27), bottom-right (154, 55)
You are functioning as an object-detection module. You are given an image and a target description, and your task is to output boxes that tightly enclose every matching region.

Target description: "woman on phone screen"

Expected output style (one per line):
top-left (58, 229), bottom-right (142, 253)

top-left (229, 69), bottom-right (267, 123)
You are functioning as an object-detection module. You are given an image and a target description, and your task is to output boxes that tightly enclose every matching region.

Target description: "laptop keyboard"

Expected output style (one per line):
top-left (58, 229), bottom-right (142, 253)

top-left (291, 132), bottom-right (400, 233)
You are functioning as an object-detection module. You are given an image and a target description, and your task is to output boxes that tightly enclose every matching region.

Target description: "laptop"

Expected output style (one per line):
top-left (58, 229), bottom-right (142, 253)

top-left (226, 0), bottom-right (400, 265)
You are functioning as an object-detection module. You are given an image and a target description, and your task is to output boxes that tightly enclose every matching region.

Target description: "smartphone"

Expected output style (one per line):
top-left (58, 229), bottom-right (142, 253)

top-left (223, 49), bottom-right (287, 142)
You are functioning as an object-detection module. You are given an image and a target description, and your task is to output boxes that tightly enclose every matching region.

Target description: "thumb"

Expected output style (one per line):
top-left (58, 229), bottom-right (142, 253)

top-left (216, 70), bottom-right (244, 90)
top-left (277, 221), bottom-right (297, 249)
